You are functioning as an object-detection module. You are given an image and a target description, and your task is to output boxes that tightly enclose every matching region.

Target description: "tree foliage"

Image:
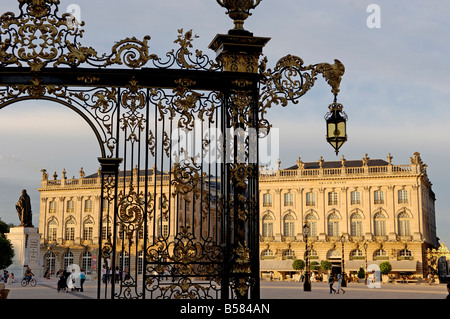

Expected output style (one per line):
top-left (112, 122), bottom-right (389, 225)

top-left (0, 237), bottom-right (14, 270)
top-left (379, 261), bottom-right (392, 275)
top-left (321, 260), bottom-right (332, 271)
top-left (357, 267), bottom-right (365, 279)
top-left (292, 259), bottom-right (305, 271)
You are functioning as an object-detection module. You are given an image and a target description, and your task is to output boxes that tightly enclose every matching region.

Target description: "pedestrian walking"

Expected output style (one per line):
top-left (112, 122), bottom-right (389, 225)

top-left (102, 266), bottom-right (107, 284)
top-left (79, 269), bottom-right (86, 292)
top-left (328, 274), bottom-right (336, 294)
top-left (336, 274), bottom-right (345, 294)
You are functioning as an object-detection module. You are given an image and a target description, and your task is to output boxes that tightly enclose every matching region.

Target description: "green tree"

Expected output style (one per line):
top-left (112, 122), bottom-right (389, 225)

top-left (0, 218), bottom-right (11, 236)
top-left (321, 260), bottom-right (332, 272)
top-left (0, 237), bottom-right (14, 270)
top-left (292, 259), bottom-right (305, 271)
top-left (379, 261), bottom-right (392, 275)
top-left (357, 267), bottom-right (365, 279)
top-left (310, 261), bottom-right (320, 271)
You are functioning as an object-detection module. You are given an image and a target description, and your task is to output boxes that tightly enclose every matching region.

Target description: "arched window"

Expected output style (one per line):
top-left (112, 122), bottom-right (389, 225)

top-left (327, 212), bottom-right (340, 237)
top-left (118, 251), bottom-right (130, 271)
top-left (47, 219), bottom-right (58, 241)
top-left (397, 211), bottom-right (411, 236)
top-left (305, 213), bottom-right (318, 237)
top-left (138, 251), bottom-right (144, 274)
top-left (327, 249), bottom-right (341, 260)
top-left (261, 249), bottom-right (274, 259)
top-left (373, 212), bottom-right (386, 236)
top-left (282, 249), bottom-right (295, 259)
top-left (399, 249), bottom-right (413, 260)
top-left (46, 251), bottom-right (56, 275)
top-left (262, 214), bottom-right (274, 237)
top-left (309, 249), bottom-right (318, 259)
top-left (83, 217), bottom-right (94, 240)
top-left (82, 251), bottom-right (92, 274)
top-left (350, 249), bottom-right (364, 259)
top-left (374, 249), bottom-right (388, 260)
top-left (63, 251), bottom-right (74, 271)
top-left (283, 213), bottom-right (295, 237)
top-left (102, 218), bottom-right (112, 240)
top-left (65, 217), bottom-right (76, 241)
top-left (157, 216), bottom-right (169, 238)
top-left (350, 212), bottom-right (363, 237)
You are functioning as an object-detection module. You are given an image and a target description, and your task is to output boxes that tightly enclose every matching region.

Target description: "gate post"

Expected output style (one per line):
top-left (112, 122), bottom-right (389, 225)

top-left (97, 157), bottom-right (122, 299)
top-left (209, 31), bottom-right (269, 299)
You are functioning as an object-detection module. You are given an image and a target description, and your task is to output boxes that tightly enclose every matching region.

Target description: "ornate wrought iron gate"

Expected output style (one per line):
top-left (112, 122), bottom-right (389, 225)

top-left (0, 0), bottom-right (347, 299)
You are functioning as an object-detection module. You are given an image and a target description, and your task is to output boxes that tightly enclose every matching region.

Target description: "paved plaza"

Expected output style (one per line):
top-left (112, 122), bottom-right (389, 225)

top-left (3, 278), bottom-right (448, 300)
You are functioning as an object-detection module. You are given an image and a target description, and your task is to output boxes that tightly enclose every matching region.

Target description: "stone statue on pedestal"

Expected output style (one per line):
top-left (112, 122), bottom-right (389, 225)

top-left (15, 189), bottom-right (33, 227)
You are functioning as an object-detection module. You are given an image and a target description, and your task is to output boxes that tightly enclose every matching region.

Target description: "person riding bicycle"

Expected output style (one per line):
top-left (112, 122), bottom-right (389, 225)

top-left (24, 267), bottom-right (34, 284)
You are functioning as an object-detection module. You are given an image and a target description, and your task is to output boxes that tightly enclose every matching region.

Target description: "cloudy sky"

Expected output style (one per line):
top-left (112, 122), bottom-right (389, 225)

top-left (0, 0), bottom-right (449, 245)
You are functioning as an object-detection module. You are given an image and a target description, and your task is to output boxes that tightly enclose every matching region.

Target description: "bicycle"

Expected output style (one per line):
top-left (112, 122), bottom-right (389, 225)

top-left (21, 277), bottom-right (37, 287)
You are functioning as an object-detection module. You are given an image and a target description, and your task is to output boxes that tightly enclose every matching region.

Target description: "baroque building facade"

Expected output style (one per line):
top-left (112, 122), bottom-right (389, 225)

top-left (37, 166), bottom-right (219, 280)
top-left (36, 152), bottom-right (438, 282)
top-left (259, 152), bottom-right (437, 280)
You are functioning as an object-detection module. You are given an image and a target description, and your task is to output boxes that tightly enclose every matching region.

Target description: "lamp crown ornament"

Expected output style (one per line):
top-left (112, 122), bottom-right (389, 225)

top-left (217, 0), bottom-right (262, 32)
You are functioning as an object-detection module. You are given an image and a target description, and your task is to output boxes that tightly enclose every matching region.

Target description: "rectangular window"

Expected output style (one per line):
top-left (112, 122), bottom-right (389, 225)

top-left (398, 189), bottom-right (408, 204)
top-left (328, 221), bottom-right (339, 237)
top-left (48, 228), bottom-right (57, 241)
top-left (263, 194), bottom-right (272, 207)
top-left (309, 222), bottom-right (317, 237)
top-left (49, 201), bottom-right (57, 214)
top-left (66, 200), bottom-right (74, 213)
top-left (284, 193), bottom-right (293, 206)
top-left (351, 191), bottom-right (360, 205)
top-left (102, 225), bottom-right (111, 240)
top-left (374, 220), bottom-right (386, 236)
top-left (83, 226), bottom-right (93, 240)
top-left (65, 227), bottom-right (75, 241)
top-left (306, 192), bottom-right (315, 206)
top-left (374, 190), bottom-right (384, 204)
top-left (85, 199), bottom-right (93, 212)
top-left (328, 192), bottom-right (338, 206)
top-left (351, 221), bottom-right (363, 237)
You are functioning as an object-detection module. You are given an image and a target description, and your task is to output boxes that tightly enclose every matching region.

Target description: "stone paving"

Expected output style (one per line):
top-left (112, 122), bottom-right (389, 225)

top-left (3, 278), bottom-right (448, 300)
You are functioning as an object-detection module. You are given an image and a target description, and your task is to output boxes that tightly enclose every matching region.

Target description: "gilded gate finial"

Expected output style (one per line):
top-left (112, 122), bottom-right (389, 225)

top-left (217, 0), bottom-right (262, 31)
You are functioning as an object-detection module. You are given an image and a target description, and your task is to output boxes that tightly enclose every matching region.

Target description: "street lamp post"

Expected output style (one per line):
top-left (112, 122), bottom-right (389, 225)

top-left (303, 223), bottom-right (311, 291)
top-left (340, 235), bottom-right (347, 287)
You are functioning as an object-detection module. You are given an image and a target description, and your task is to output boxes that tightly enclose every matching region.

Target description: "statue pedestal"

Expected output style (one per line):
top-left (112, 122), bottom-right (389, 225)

top-left (6, 227), bottom-right (42, 280)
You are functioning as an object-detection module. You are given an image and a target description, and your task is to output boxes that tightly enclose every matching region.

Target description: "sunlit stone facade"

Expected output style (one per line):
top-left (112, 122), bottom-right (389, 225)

top-left (37, 166), bottom-right (219, 279)
top-left (259, 152), bottom-right (437, 280)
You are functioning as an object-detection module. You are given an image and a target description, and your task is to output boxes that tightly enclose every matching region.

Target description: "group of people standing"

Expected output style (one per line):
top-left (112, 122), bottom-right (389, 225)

top-left (1, 270), bottom-right (14, 284)
top-left (56, 268), bottom-right (86, 292)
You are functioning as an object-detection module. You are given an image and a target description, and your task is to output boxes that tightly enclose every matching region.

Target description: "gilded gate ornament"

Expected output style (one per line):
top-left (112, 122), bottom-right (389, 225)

top-left (217, 0), bottom-right (262, 31)
top-left (0, 0), bottom-right (347, 300)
